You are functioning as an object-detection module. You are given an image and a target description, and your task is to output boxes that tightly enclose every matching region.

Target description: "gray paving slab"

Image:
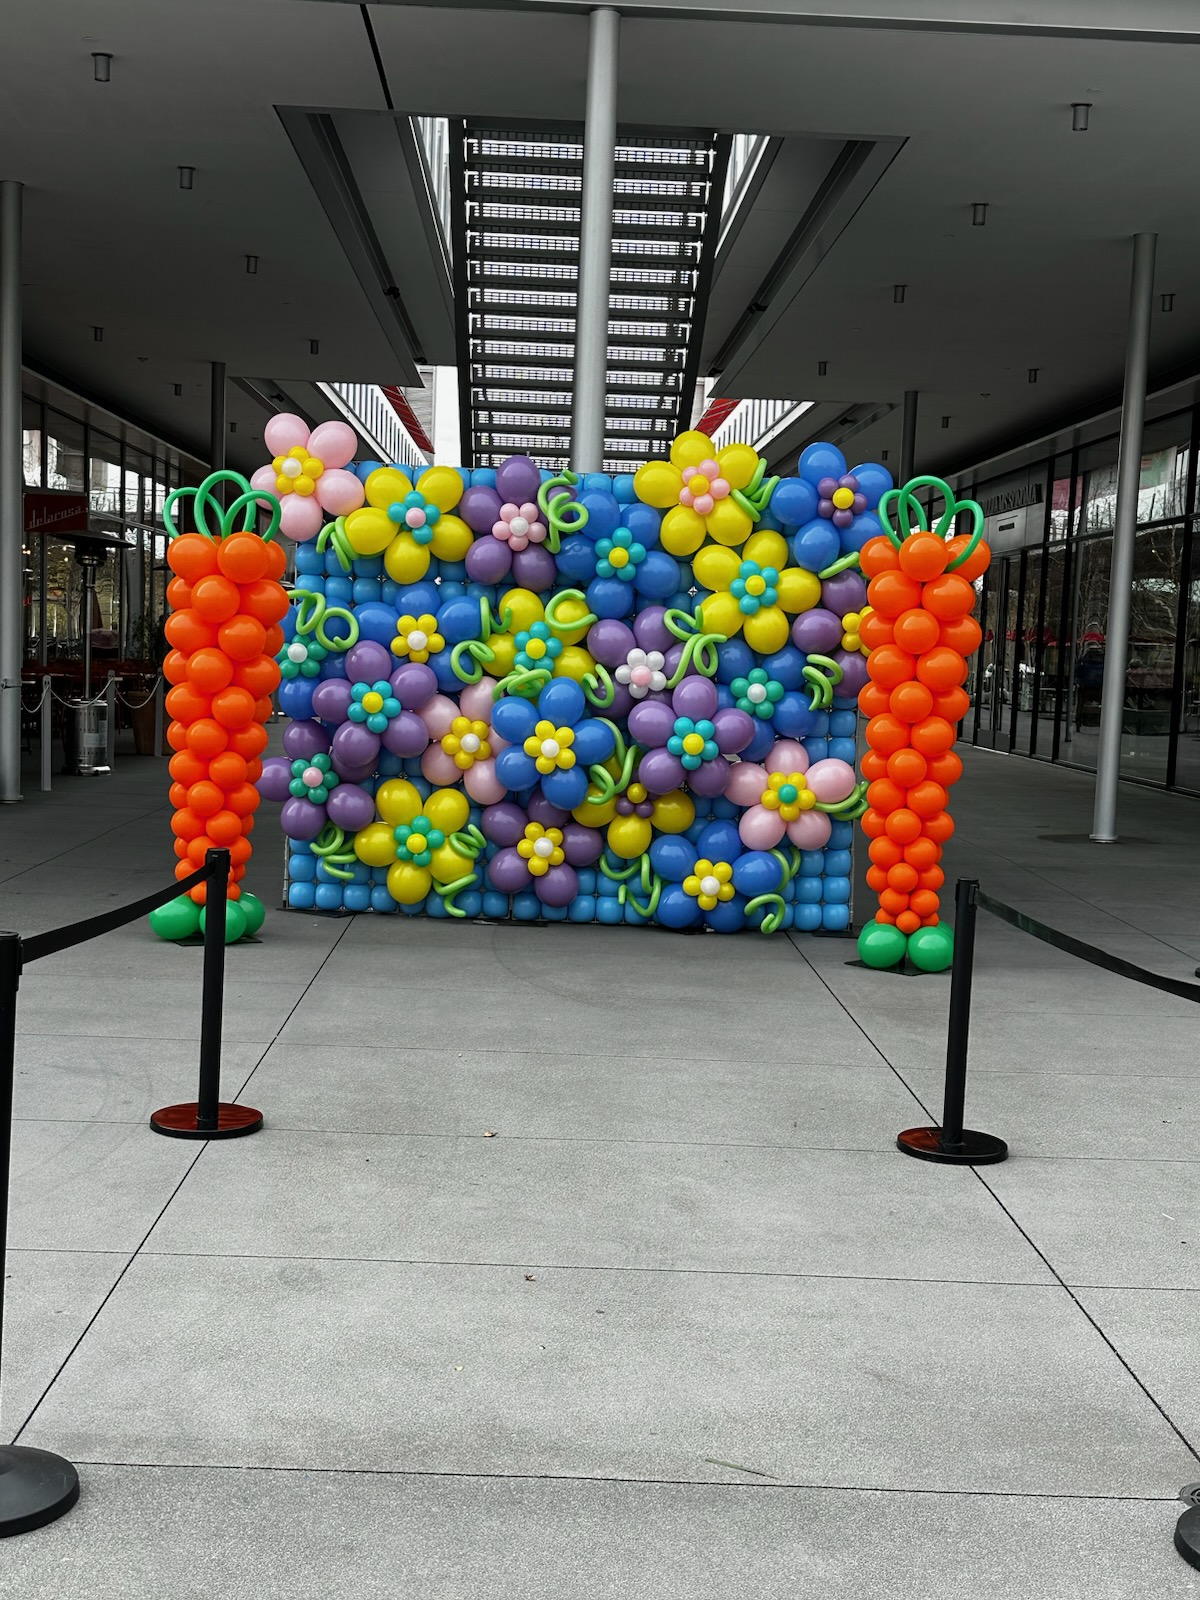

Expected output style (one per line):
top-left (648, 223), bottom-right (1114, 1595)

top-left (14, 971), bottom-right (310, 1043)
top-left (243, 1038), bottom-right (919, 1145)
top-left (14, 1035), bottom-right (270, 1123)
top-left (9, 1121), bottom-right (198, 1251)
top-left (19, 912), bottom-right (345, 984)
top-left (1075, 1287), bottom-right (1200, 1452)
top-left (143, 1127), bottom-right (1050, 1283)
top-left (983, 1159), bottom-right (1200, 1289)
top-left (2, 1250), bottom-right (130, 1439)
top-left (20, 1256), bottom-right (1190, 1495)
top-left (2, 1468), bottom-right (1197, 1600)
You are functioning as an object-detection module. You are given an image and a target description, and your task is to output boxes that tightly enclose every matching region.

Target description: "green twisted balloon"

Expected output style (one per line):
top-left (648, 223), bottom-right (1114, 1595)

top-left (164, 469), bottom-right (281, 543)
top-left (317, 517), bottom-right (354, 572)
top-left (877, 474), bottom-right (985, 572)
top-left (536, 471), bottom-right (589, 553)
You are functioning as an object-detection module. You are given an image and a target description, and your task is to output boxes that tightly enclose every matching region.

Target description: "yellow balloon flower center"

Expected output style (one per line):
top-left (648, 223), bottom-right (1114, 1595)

top-left (832, 486), bottom-right (856, 510)
top-left (525, 636), bottom-right (547, 659)
top-left (682, 732), bottom-right (706, 757)
top-left (688, 473), bottom-right (709, 496)
top-left (361, 691), bottom-right (384, 714)
top-left (626, 782), bottom-right (648, 804)
top-left (607, 546), bottom-right (629, 569)
top-left (744, 574), bottom-right (767, 597)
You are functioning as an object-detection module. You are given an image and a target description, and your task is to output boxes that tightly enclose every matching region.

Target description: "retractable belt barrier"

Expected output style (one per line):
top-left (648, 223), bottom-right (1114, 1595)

top-left (0, 847), bottom-right (262, 1540)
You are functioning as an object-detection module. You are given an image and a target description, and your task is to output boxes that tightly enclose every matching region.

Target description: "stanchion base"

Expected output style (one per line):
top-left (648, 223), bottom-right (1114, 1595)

top-left (1176, 1506), bottom-right (1200, 1569)
top-left (0, 1445), bottom-right (79, 1538)
top-left (150, 1102), bottom-right (263, 1140)
top-left (897, 1126), bottom-right (1009, 1165)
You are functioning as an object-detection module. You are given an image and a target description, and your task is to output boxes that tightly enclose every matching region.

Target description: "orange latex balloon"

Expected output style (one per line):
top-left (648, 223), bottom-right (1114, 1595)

top-left (165, 683), bottom-right (212, 725)
top-left (943, 534), bottom-right (992, 582)
top-left (887, 863), bottom-right (918, 892)
top-left (191, 574), bottom-right (241, 624)
top-left (168, 781), bottom-right (189, 811)
top-left (228, 723), bottom-right (268, 759)
top-left (868, 644), bottom-right (916, 690)
top-left (866, 778), bottom-right (907, 815)
top-left (898, 533), bottom-right (949, 582)
top-left (225, 783), bottom-right (261, 818)
top-left (861, 749), bottom-right (889, 781)
top-left (187, 648), bottom-right (234, 695)
top-left (169, 750), bottom-right (209, 786)
top-left (217, 533), bottom-right (270, 584)
top-left (865, 712), bottom-right (911, 756)
top-left (923, 811), bottom-right (956, 843)
top-left (903, 837), bottom-right (941, 869)
top-left (916, 646), bottom-right (968, 693)
top-left (188, 881), bottom-right (209, 907)
top-left (245, 758), bottom-right (264, 784)
top-left (939, 615), bottom-right (983, 656)
top-left (907, 780), bottom-right (949, 818)
top-left (889, 681), bottom-right (935, 724)
top-left (887, 747), bottom-right (927, 787)
top-left (163, 648), bottom-right (191, 685)
top-left (879, 888), bottom-right (910, 917)
top-left (164, 609), bottom-right (218, 656)
top-left (866, 865), bottom-right (889, 893)
top-left (207, 809), bottom-right (245, 847)
top-left (869, 837), bottom-right (904, 868)
top-left (926, 750), bottom-right (964, 787)
top-left (229, 836), bottom-right (254, 867)
top-left (209, 751), bottom-right (249, 790)
top-left (884, 807), bottom-right (922, 844)
top-left (252, 695), bottom-right (275, 724)
top-left (218, 615), bottom-right (267, 663)
top-left (185, 835), bottom-right (216, 866)
top-left (211, 687), bottom-right (256, 730)
top-left (920, 573), bottom-right (976, 620)
top-left (892, 608), bottom-right (940, 655)
top-left (166, 719), bottom-right (189, 753)
top-left (918, 865), bottom-right (946, 891)
top-left (932, 688), bottom-right (971, 723)
top-left (166, 576), bottom-right (193, 610)
top-left (867, 570), bottom-right (923, 618)
top-left (186, 718), bottom-right (229, 759)
top-left (170, 807), bottom-right (206, 842)
top-left (859, 535), bottom-right (901, 577)
top-left (861, 807), bottom-right (886, 839)
top-left (174, 838), bottom-right (190, 861)
top-left (910, 715), bottom-right (956, 756)
top-left (896, 910), bottom-right (921, 935)
top-left (263, 625), bottom-right (285, 655)
top-left (858, 682), bottom-right (892, 718)
top-left (168, 532), bottom-right (220, 583)
top-left (187, 780), bottom-right (225, 818)
top-left (239, 578), bottom-right (289, 626)
top-left (858, 611), bottom-right (894, 651)
top-left (264, 540), bottom-right (288, 581)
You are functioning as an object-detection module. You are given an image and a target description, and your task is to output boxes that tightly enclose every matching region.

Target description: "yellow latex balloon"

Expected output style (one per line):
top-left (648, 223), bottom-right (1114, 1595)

top-left (429, 841), bottom-right (467, 885)
top-left (633, 459), bottom-right (682, 510)
top-left (669, 431), bottom-right (715, 471)
top-left (776, 567), bottom-right (822, 614)
top-left (705, 498), bottom-right (753, 548)
top-left (660, 505), bottom-right (707, 557)
top-left (745, 529), bottom-right (789, 570)
top-left (652, 788), bottom-right (695, 834)
top-left (607, 813), bottom-right (652, 859)
top-left (692, 544), bottom-right (741, 594)
top-left (383, 535), bottom-right (432, 585)
top-left (549, 593), bottom-right (591, 645)
top-left (376, 778), bottom-right (422, 827)
top-left (363, 466), bottom-right (413, 510)
top-left (575, 790), bottom-right (617, 826)
top-left (387, 859), bottom-right (430, 905)
top-left (499, 587), bottom-right (544, 637)
top-left (343, 506), bottom-right (395, 557)
top-left (743, 605), bottom-right (791, 654)
top-left (716, 442), bottom-right (759, 492)
top-left (555, 645), bottom-right (595, 683)
top-left (425, 787), bottom-right (470, 833)
top-left (698, 590), bottom-right (745, 638)
top-left (489, 635), bottom-right (516, 676)
top-left (416, 465), bottom-right (465, 513)
top-left (353, 822), bottom-right (397, 867)
top-left (429, 513), bottom-right (473, 563)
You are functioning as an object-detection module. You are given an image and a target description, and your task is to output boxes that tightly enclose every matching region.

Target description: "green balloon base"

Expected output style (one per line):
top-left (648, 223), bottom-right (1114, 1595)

top-left (855, 920), bottom-right (954, 974)
top-left (149, 891), bottom-right (266, 944)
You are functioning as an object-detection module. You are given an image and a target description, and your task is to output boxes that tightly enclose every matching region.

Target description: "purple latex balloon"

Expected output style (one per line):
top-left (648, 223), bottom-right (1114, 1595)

top-left (688, 755), bottom-right (731, 798)
top-left (481, 801), bottom-right (527, 846)
top-left (326, 783), bottom-right (377, 832)
top-left (331, 721), bottom-right (380, 772)
top-left (459, 484), bottom-right (503, 533)
top-left (832, 508), bottom-right (854, 530)
top-left (256, 756), bottom-right (293, 802)
top-left (512, 545), bottom-right (556, 591)
top-left (495, 455), bottom-right (542, 504)
top-left (560, 821), bottom-right (604, 866)
top-left (664, 642), bottom-right (686, 680)
top-left (628, 698), bottom-right (677, 749)
top-left (312, 679), bottom-right (352, 723)
top-left (633, 606), bottom-right (674, 654)
top-left (586, 618), bottom-right (636, 666)
top-left (280, 796), bottom-right (325, 840)
top-left (528, 790), bottom-right (569, 828)
top-left (345, 640), bottom-right (392, 683)
top-left (282, 720), bottom-right (331, 761)
top-left (834, 650), bottom-right (870, 700)
top-left (712, 706), bottom-right (755, 755)
top-left (381, 711), bottom-right (429, 758)
top-left (820, 570), bottom-right (867, 613)
top-left (792, 608), bottom-right (843, 654)
top-left (536, 862), bottom-right (578, 908)
top-left (817, 477), bottom-right (839, 499)
top-left (488, 845), bottom-right (532, 893)
top-left (608, 684), bottom-right (634, 721)
top-left (389, 661), bottom-right (437, 709)
top-left (672, 675), bottom-right (718, 722)
top-left (638, 746), bottom-right (686, 795)
top-left (465, 536), bottom-right (513, 586)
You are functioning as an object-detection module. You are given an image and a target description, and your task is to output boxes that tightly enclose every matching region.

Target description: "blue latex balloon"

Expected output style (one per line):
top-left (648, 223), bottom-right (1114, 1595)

top-left (829, 710), bottom-right (857, 738)
top-left (828, 820), bottom-right (854, 850)
top-left (656, 881), bottom-right (702, 929)
top-left (799, 850), bottom-right (825, 877)
top-left (569, 894), bottom-right (597, 922)
top-left (429, 648), bottom-right (460, 694)
top-left (612, 473), bottom-right (636, 504)
top-left (635, 550), bottom-right (681, 601)
top-left (578, 491), bottom-right (621, 541)
top-left (792, 519), bottom-right (842, 574)
top-left (803, 736), bottom-right (830, 763)
top-left (798, 442), bottom-right (847, 484)
top-left (794, 902), bottom-right (822, 931)
top-left (370, 887), bottom-right (398, 913)
top-left (556, 534), bottom-right (599, 585)
top-left (715, 639), bottom-right (755, 684)
top-left (772, 692), bottom-right (818, 739)
top-left (596, 896), bottom-right (624, 925)
top-left (582, 473), bottom-right (613, 494)
top-left (436, 580), bottom-right (466, 603)
top-left (539, 677), bottom-right (585, 726)
top-left (588, 576), bottom-right (635, 620)
top-left (277, 678), bottom-right (318, 721)
top-left (314, 883), bottom-right (343, 911)
top-left (295, 544), bottom-right (324, 575)
top-left (513, 891), bottom-right (540, 922)
top-left (742, 718), bottom-right (776, 763)
top-left (770, 476), bottom-right (818, 527)
top-left (325, 576), bottom-right (353, 605)
top-left (696, 819), bottom-right (741, 862)
top-left (438, 561), bottom-right (467, 581)
top-left (732, 851), bottom-right (783, 898)
top-left (828, 738), bottom-right (857, 765)
top-left (840, 511), bottom-right (882, 555)
top-left (541, 766), bottom-right (588, 810)
top-left (822, 903), bottom-right (851, 930)
top-left (352, 579), bottom-right (381, 604)
top-left (288, 882), bottom-right (317, 910)
top-left (825, 850), bottom-right (853, 877)
top-left (622, 503), bottom-right (662, 546)
top-left (344, 884), bottom-right (371, 912)
top-left (394, 581), bottom-right (440, 617)
top-left (471, 468), bottom-right (497, 489)
top-left (438, 597), bottom-right (484, 645)
top-left (706, 893), bottom-right (746, 933)
top-left (759, 646), bottom-right (806, 690)
top-left (573, 718), bottom-right (615, 765)
top-left (353, 602), bottom-right (401, 647)
top-left (354, 459), bottom-right (383, 484)
top-left (848, 462), bottom-right (893, 509)
top-left (288, 853), bottom-right (317, 883)
top-left (794, 876), bottom-right (822, 904)
top-left (649, 834), bottom-right (697, 883)
top-left (482, 890), bottom-right (510, 919)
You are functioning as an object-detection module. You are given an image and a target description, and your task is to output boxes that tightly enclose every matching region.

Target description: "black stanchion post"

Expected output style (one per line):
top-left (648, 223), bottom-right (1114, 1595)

top-left (150, 850), bottom-right (262, 1140)
top-left (0, 931), bottom-right (80, 1536)
top-left (897, 878), bottom-right (1008, 1166)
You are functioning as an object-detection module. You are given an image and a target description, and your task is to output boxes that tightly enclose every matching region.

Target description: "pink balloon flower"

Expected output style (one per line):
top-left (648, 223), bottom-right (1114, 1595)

top-left (491, 502), bottom-right (548, 553)
top-left (419, 676), bottom-right (510, 803)
top-left (249, 412), bottom-right (366, 543)
top-left (727, 741), bottom-right (857, 851)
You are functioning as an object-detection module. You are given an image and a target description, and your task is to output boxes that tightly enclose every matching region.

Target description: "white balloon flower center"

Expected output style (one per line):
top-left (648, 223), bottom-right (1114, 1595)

top-left (533, 837), bottom-right (555, 859)
top-left (746, 682), bottom-right (768, 704)
top-left (460, 733), bottom-right (481, 754)
top-left (287, 642), bottom-right (308, 663)
top-left (281, 458), bottom-right (303, 479)
top-left (407, 630), bottom-right (428, 651)
top-left (700, 875), bottom-right (721, 898)
top-left (302, 766), bottom-right (324, 788)
top-left (540, 738), bottom-right (560, 759)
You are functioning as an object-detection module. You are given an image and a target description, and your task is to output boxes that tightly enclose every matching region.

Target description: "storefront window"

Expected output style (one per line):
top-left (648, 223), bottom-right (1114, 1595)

top-left (89, 431), bottom-right (123, 535)
top-left (22, 396), bottom-right (43, 487)
top-left (1178, 539), bottom-right (1200, 794)
top-left (45, 409), bottom-right (86, 492)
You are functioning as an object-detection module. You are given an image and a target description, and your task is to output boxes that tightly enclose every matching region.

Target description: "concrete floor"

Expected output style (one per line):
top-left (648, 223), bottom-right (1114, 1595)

top-left (2, 742), bottom-right (1200, 1596)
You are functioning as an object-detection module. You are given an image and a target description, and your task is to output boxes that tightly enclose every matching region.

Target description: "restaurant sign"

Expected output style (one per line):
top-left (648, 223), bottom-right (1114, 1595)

top-left (24, 489), bottom-right (90, 535)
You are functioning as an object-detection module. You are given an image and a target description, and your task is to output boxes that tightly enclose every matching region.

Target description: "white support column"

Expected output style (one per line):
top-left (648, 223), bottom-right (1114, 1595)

top-left (570, 8), bottom-right (619, 474)
top-left (0, 181), bottom-right (23, 804)
top-left (1091, 232), bottom-right (1157, 843)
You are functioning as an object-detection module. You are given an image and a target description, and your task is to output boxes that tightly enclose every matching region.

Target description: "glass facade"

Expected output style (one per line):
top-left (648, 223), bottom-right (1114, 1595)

top-left (960, 405), bottom-right (1200, 794)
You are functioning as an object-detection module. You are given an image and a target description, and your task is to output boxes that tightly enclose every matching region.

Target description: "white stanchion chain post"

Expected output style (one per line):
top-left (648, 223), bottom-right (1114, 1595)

top-left (40, 675), bottom-right (50, 793)
top-left (104, 671), bottom-right (116, 769)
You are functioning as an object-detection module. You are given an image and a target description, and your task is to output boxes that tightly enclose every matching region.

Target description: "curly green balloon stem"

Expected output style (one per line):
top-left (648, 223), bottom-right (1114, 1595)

top-left (599, 854), bottom-right (641, 882)
top-left (288, 589), bottom-right (324, 636)
top-left (494, 666), bottom-right (551, 700)
top-left (878, 474), bottom-right (985, 568)
top-left (165, 471), bottom-right (280, 544)
top-left (449, 825), bottom-right (486, 861)
top-left (818, 551), bottom-right (862, 580)
top-left (615, 743), bottom-right (639, 795)
top-left (745, 892), bottom-right (786, 934)
top-left (620, 873), bottom-right (661, 919)
top-left (451, 638), bottom-right (495, 684)
top-left (597, 717), bottom-right (628, 769)
top-left (435, 873), bottom-right (478, 917)
top-left (663, 606), bottom-right (700, 642)
top-left (316, 606), bottom-right (359, 651)
top-left (583, 664), bottom-right (615, 708)
top-left (586, 764), bottom-right (616, 806)
top-left (769, 847), bottom-right (797, 887)
top-left (666, 629), bottom-right (724, 686)
top-left (311, 824), bottom-right (357, 880)
top-left (544, 589), bottom-right (596, 636)
top-left (317, 518), bottom-right (354, 572)
top-left (478, 597), bottom-right (512, 640)
top-left (537, 471), bottom-right (589, 553)
top-left (807, 652), bottom-right (844, 685)
top-left (802, 665), bottom-right (833, 711)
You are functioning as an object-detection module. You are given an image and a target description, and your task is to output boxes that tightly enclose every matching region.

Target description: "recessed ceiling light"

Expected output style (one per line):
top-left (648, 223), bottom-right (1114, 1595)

top-left (178, 166), bottom-right (194, 190)
top-left (172, 384), bottom-right (182, 396)
top-left (817, 360), bottom-right (828, 376)
top-left (91, 52), bottom-right (112, 82)
top-left (1161, 293), bottom-right (1175, 312)
top-left (881, 449), bottom-right (889, 461)
top-left (893, 284), bottom-right (906, 304)
top-left (971, 202), bottom-right (988, 227)
top-left (309, 339), bottom-right (320, 355)
top-left (245, 254), bottom-right (259, 275)
top-left (1071, 102), bottom-right (1092, 132)
top-left (941, 415), bottom-right (950, 429)
top-left (1028, 368), bottom-right (1039, 383)
top-left (92, 325), bottom-right (103, 342)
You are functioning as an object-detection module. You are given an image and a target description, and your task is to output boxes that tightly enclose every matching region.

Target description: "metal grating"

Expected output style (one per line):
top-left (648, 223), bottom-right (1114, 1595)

top-left (452, 122), bottom-right (728, 474)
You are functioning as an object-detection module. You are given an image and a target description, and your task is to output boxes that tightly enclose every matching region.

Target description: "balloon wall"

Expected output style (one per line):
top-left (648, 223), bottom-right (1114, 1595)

top-left (248, 415), bottom-right (984, 942)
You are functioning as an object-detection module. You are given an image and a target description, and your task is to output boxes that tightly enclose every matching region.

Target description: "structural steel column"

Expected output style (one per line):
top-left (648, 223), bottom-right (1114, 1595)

top-left (0, 181), bottom-right (23, 804)
top-left (571, 7), bottom-right (619, 474)
top-left (210, 360), bottom-right (226, 480)
top-left (1092, 232), bottom-right (1156, 843)
top-left (900, 389), bottom-right (918, 484)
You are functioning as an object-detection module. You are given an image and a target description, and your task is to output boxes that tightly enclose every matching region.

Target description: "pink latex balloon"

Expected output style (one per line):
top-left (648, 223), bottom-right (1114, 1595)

top-left (460, 678), bottom-right (498, 722)
top-left (420, 745), bottom-right (462, 787)
top-left (278, 495), bottom-right (324, 542)
top-left (765, 739), bottom-right (810, 774)
top-left (263, 413), bottom-right (310, 455)
top-left (464, 757), bottom-right (506, 805)
top-left (787, 811), bottom-right (833, 849)
top-left (724, 761), bottom-right (767, 806)
top-left (738, 804), bottom-right (786, 850)
top-left (805, 758), bottom-right (856, 804)
top-left (250, 464), bottom-right (277, 493)
top-left (418, 694), bottom-right (458, 740)
top-left (307, 420), bottom-right (359, 470)
top-left (317, 468), bottom-right (365, 516)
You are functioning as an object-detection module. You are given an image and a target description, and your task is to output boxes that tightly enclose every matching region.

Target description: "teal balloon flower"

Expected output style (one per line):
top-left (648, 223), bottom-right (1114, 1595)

top-left (730, 558), bottom-right (779, 616)
top-left (595, 526), bottom-right (647, 583)
top-left (279, 637), bottom-right (328, 680)
top-left (348, 679), bottom-right (401, 733)
top-left (730, 666), bottom-right (785, 719)
top-left (394, 814), bottom-right (446, 867)
top-left (289, 752), bottom-right (339, 804)
top-left (667, 715), bottom-right (718, 770)
top-left (387, 489), bottom-right (442, 547)
top-left (515, 621), bottom-right (563, 673)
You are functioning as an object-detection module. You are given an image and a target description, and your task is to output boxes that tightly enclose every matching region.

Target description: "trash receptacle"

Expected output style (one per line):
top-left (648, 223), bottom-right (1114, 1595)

top-left (66, 700), bottom-right (110, 776)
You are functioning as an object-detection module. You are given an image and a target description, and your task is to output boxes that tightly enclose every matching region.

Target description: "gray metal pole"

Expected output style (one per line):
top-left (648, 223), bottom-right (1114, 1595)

top-left (0, 181), bottom-right (23, 805)
top-left (210, 360), bottom-right (226, 501)
top-left (1091, 232), bottom-right (1156, 843)
top-left (570, 8), bottom-right (619, 474)
top-left (901, 390), bottom-right (918, 484)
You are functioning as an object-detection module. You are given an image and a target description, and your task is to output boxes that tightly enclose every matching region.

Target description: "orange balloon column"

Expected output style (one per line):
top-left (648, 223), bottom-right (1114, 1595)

top-left (149, 475), bottom-right (289, 944)
top-left (855, 479), bottom-right (990, 972)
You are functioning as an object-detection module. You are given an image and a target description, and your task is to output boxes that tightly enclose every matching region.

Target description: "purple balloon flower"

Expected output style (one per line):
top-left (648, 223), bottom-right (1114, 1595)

top-left (630, 675), bottom-right (753, 797)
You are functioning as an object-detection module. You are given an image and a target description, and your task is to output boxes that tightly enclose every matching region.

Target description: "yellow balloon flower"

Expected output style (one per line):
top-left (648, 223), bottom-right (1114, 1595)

top-left (633, 430), bottom-right (762, 557)
top-left (353, 782), bottom-right (471, 905)
top-left (343, 466), bottom-right (472, 584)
top-left (694, 530), bottom-right (821, 655)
